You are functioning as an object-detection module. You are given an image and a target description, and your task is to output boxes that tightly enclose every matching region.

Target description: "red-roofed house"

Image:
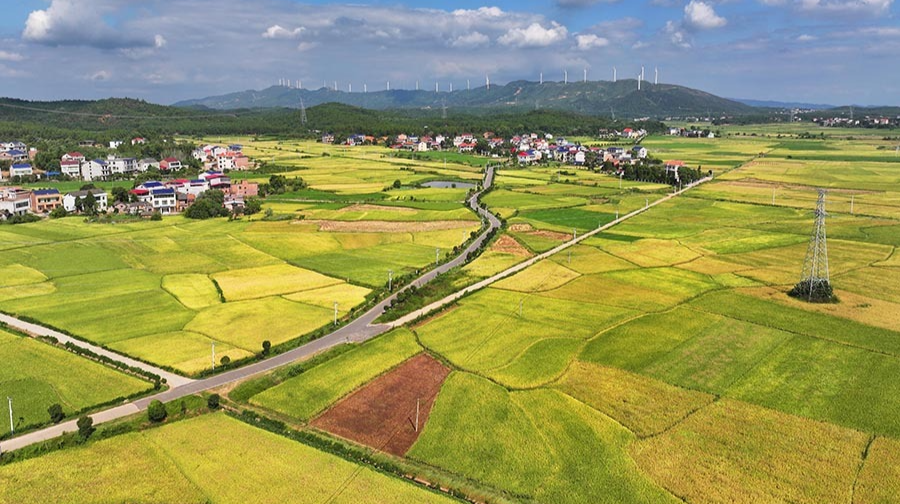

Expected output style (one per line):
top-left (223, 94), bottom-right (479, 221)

top-left (160, 157), bottom-right (182, 171)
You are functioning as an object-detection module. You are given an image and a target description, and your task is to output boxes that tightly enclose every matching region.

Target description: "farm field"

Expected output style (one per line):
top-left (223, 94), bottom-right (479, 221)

top-left (0, 328), bottom-right (151, 436)
top-left (6, 129), bottom-right (900, 504)
top-left (0, 140), bottom-right (484, 376)
top-left (0, 413), bottom-right (458, 504)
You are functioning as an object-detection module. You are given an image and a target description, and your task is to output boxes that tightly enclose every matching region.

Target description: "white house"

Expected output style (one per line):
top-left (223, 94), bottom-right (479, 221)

top-left (63, 189), bottom-right (108, 212)
top-left (149, 188), bottom-right (176, 214)
top-left (9, 163), bottom-right (33, 177)
top-left (109, 140), bottom-right (124, 149)
top-left (81, 159), bottom-right (111, 181)
top-left (0, 187), bottom-right (31, 216)
top-left (60, 160), bottom-right (82, 177)
top-left (139, 158), bottom-right (160, 171)
top-left (632, 146), bottom-right (648, 159)
top-left (107, 157), bottom-right (137, 176)
top-left (62, 152), bottom-right (86, 163)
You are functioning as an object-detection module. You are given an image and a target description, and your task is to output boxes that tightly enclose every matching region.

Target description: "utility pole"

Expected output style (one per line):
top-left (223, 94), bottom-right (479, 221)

top-left (388, 270), bottom-right (393, 291)
top-left (646, 198), bottom-right (649, 209)
top-left (211, 342), bottom-right (216, 371)
top-left (7, 397), bottom-right (13, 434)
top-left (333, 302), bottom-right (338, 325)
top-left (415, 398), bottom-right (420, 432)
top-left (435, 248), bottom-right (440, 266)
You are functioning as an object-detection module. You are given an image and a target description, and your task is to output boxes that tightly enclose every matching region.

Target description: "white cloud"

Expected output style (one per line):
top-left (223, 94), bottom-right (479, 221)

top-left (297, 42), bottom-right (318, 52)
top-left (154, 35), bottom-right (167, 48)
top-left (262, 25), bottom-right (306, 39)
top-left (684, 1), bottom-right (728, 29)
top-left (451, 32), bottom-right (490, 48)
top-left (498, 22), bottom-right (568, 48)
top-left (87, 70), bottom-right (111, 81)
top-left (665, 20), bottom-right (693, 48)
top-left (576, 34), bottom-right (610, 50)
top-left (23, 0), bottom-right (159, 49)
top-left (0, 50), bottom-right (25, 62)
top-left (798, 0), bottom-right (893, 14)
top-left (452, 7), bottom-right (504, 17)
top-left (797, 33), bottom-right (818, 41)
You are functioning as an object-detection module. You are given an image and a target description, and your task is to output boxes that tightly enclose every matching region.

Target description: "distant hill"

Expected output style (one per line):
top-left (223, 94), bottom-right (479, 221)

top-left (731, 98), bottom-right (835, 110)
top-left (174, 80), bottom-right (757, 118)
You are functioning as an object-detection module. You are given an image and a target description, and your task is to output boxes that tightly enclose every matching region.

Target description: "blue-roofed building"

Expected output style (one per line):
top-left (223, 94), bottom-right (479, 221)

top-left (10, 163), bottom-right (33, 177)
top-left (149, 187), bottom-right (176, 214)
top-left (632, 145), bottom-right (648, 159)
top-left (30, 188), bottom-right (62, 213)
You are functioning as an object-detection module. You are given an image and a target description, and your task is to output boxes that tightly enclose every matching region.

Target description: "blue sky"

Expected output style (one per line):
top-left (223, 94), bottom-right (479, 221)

top-left (0, 0), bottom-right (897, 105)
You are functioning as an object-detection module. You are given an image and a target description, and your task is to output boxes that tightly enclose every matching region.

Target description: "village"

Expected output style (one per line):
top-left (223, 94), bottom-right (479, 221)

top-left (0, 130), bottom-right (690, 221)
top-left (0, 139), bottom-right (258, 219)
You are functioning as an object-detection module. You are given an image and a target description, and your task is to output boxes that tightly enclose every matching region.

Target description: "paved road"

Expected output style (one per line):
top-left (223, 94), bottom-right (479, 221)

top-left (0, 170), bottom-right (708, 454)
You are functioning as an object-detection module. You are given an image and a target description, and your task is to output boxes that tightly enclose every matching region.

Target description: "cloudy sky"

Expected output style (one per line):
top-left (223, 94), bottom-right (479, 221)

top-left (0, 0), bottom-right (897, 105)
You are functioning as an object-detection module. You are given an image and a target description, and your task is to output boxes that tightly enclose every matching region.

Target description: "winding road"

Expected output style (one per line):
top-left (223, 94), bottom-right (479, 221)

top-left (0, 168), bottom-right (708, 454)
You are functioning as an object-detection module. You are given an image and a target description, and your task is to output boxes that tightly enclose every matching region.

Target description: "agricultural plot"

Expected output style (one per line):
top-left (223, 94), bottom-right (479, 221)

top-left (0, 413), bottom-right (458, 504)
top-left (0, 328), bottom-right (150, 435)
top-left (631, 399), bottom-right (867, 504)
top-left (311, 353), bottom-right (451, 456)
top-left (409, 373), bottom-right (676, 504)
top-left (415, 287), bottom-right (638, 373)
top-left (250, 329), bottom-right (422, 421)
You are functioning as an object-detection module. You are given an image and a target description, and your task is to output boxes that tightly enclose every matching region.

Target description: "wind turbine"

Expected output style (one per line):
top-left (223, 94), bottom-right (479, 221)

top-left (540, 71), bottom-right (543, 84)
top-left (613, 66), bottom-right (617, 83)
top-left (655, 67), bottom-right (659, 85)
top-left (564, 69), bottom-right (568, 84)
top-left (486, 74), bottom-right (490, 90)
top-left (583, 68), bottom-right (587, 83)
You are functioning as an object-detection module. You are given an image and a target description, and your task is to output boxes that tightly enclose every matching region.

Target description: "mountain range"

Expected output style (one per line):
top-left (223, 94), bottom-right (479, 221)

top-left (174, 80), bottom-right (759, 118)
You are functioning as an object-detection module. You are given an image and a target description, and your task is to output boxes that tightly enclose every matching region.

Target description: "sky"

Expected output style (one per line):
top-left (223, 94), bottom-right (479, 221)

top-left (0, 0), bottom-right (897, 106)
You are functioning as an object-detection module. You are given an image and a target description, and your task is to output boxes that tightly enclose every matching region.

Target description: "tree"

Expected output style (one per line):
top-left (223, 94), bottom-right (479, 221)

top-left (268, 174), bottom-right (287, 193)
top-left (49, 206), bottom-right (68, 219)
top-left (147, 400), bottom-right (167, 422)
top-left (82, 191), bottom-right (98, 216)
top-left (77, 416), bottom-right (94, 439)
top-left (48, 403), bottom-right (64, 424)
top-left (111, 186), bottom-right (130, 203)
top-left (262, 340), bottom-right (271, 355)
top-left (244, 196), bottom-right (262, 215)
top-left (220, 355), bottom-right (231, 365)
top-left (207, 394), bottom-right (220, 410)
top-left (150, 211), bottom-right (163, 221)
top-left (392, 179), bottom-right (402, 189)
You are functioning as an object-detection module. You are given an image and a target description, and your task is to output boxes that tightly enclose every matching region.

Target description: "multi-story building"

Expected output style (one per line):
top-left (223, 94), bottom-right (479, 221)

top-left (30, 188), bottom-right (62, 213)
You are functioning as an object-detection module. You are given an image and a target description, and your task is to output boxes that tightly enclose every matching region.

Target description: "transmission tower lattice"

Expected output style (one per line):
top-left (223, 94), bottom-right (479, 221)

top-left (792, 189), bottom-right (832, 301)
top-left (299, 98), bottom-right (308, 125)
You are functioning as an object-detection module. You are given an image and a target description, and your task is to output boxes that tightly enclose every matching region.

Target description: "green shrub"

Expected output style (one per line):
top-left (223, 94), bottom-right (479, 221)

top-left (147, 400), bottom-right (167, 422)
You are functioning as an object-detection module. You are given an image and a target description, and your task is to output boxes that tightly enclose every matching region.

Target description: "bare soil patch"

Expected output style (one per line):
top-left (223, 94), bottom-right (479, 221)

top-left (302, 220), bottom-right (474, 233)
top-left (341, 203), bottom-right (417, 214)
top-left (509, 223), bottom-right (533, 232)
top-left (490, 235), bottom-right (532, 257)
top-left (529, 229), bottom-right (571, 241)
top-left (311, 353), bottom-right (451, 456)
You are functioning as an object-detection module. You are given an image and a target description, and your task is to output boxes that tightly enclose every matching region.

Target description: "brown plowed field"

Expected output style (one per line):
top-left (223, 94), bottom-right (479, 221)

top-left (310, 353), bottom-right (451, 456)
top-left (490, 234), bottom-right (532, 257)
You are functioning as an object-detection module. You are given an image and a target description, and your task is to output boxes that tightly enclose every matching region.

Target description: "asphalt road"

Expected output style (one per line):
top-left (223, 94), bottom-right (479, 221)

top-left (0, 170), bottom-right (709, 454)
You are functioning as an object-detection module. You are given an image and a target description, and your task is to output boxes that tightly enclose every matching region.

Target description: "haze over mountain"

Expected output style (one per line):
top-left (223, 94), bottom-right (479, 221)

top-left (174, 80), bottom-right (756, 118)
